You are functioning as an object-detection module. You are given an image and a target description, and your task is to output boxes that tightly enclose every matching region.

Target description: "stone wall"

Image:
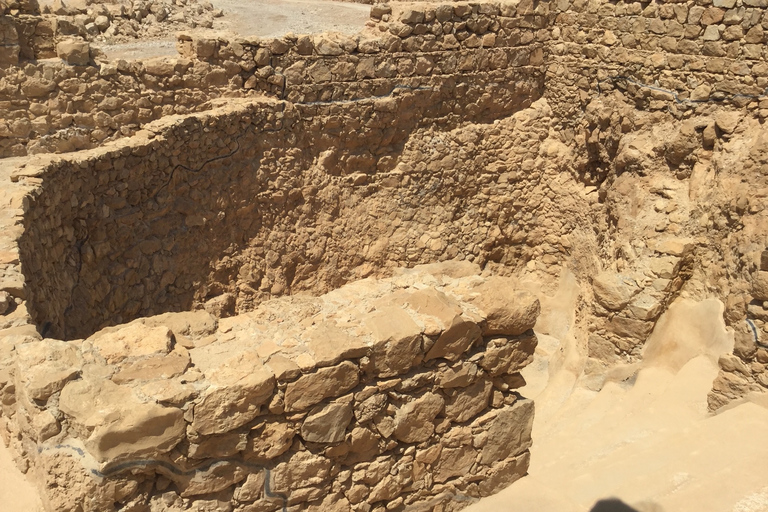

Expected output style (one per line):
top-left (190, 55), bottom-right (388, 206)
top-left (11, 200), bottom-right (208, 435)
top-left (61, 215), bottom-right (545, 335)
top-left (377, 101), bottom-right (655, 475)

top-left (546, 0), bottom-right (768, 121)
top-left (0, 2), bottom-right (547, 157)
top-left (15, 48), bottom-right (542, 340)
top-left (0, 264), bottom-right (539, 512)
top-left (5, 0), bottom-right (768, 157)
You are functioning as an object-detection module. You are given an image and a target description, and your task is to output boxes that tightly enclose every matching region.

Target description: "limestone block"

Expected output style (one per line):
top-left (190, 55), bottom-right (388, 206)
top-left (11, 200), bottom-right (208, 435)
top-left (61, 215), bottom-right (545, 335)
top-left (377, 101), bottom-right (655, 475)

top-left (301, 398), bottom-right (354, 443)
top-left (59, 378), bottom-right (185, 462)
top-left (272, 450), bottom-right (332, 492)
top-left (592, 271), bottom-right (640, 311)
top-left (303, 322), bottom-right (368, 367)
top-left (627, 291), bottom-right (663, 321)
top-left (444, 377), bottom-right (493, 423)
top-left (189, 431), bottom-right (246, 459)
top-left (425, 315), bottom-right (481, 361)
top-left (715, 111), bottom-right (742, 134)
top-left (314, 36), bottom-right (343, 56)
top-left (15, 339), bottom-right (80, 400)
top-left (247, 420), bottom-right (295, 459)
top-left (480, 334), bottom-right (537, 376)
top-left (234, 472), bottom-right (265, 502)
top-left (192, 352), bottom-right (275, 435)
top-left (143, 310), bottom-right (218, 340)
top-left (354, 392), bottom-right (387, 423)
top-left (607, 316), bottom-right (654, 340)
top-left (480, 399), bottom-right (534, 465)
top-left (56, 39), bottom-right (90, 65)
top-left (400, 9), bottom-right (425, 24)
top-left (364, 307), bottom-right (423, 377)
top-left (178, 461), bottom-right (247, 497)
top-left (89, 323), bottom-right (173, 364)
top-left (434, 444), bottom-right (476, 483)
top-left (439, 361), bottom-right (481, 388)
top-left (284, 360), bottom-right (359, 411)
top-left (393, 392), bottom-right (444, 443)
top-left (752, 271), bottom-right (768, 301)
top-left (111, 346), bottom-right (190, 384)
top-left (466, 277), bottom-right (540, 335)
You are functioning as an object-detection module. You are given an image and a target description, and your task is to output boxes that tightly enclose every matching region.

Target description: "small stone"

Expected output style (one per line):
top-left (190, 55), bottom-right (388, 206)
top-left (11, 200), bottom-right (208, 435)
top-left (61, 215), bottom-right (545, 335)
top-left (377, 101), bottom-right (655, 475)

top-left (444, 378), bottom-right (493, 423)
top-left (89, 323), bottom-right (173, 364)
top-left (715, 111), bottom-right (741, 134)
top-left (301, 398), bottom-right (354, 443)
top-left (393, 392), bottom-right (444, 443)
top-left (425, 316), bottom-right (481, 361)
top-left (592, 272), bottom-right (640, 311)
top-left (480, 400), bottom-right (534, 465)
top-left (0, 292), bottom-right (11, 315)
top-left (284, 361), bottom-right (359, 411)
top-left (752, 271), bottom-right (768, 301)
top-left (466, 277), bottom-right (540, 335)
top-left (56, 39), bottom-right (90, 65)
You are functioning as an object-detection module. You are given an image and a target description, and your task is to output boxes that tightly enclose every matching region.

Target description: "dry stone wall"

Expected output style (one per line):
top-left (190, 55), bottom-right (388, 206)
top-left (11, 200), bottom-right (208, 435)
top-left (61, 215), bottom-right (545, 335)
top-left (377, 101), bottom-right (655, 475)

top-left (15, 55), bottom-right (542, 340)
top-left (0, 264), bottom-right (539, 512)
top-left (0, 2), bottom-right (547, 157)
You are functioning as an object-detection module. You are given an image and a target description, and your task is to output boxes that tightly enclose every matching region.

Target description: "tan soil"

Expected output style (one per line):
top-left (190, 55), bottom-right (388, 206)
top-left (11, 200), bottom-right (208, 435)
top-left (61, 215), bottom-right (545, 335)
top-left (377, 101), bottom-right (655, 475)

top-left (95, 0), bottom-right (370, 61)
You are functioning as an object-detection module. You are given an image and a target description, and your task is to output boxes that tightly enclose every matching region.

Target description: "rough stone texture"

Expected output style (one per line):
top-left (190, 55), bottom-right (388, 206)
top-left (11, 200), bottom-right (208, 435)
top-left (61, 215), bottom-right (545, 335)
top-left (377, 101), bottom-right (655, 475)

top-left (0, 266), bottom-right (537, 511)
top-left (2, 0), bottom-right (768, 508)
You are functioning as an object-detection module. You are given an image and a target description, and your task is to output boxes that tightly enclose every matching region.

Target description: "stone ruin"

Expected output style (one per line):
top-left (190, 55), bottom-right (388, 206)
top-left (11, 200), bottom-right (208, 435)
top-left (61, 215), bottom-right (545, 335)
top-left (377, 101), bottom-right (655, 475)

top-left (1, 0), bottom-right (768, 510)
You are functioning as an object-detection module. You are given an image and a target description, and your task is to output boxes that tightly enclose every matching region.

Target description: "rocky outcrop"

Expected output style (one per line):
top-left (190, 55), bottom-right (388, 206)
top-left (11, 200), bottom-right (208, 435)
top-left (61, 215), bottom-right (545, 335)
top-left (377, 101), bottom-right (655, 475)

top-left (0, 264), bottom-right (538, 512)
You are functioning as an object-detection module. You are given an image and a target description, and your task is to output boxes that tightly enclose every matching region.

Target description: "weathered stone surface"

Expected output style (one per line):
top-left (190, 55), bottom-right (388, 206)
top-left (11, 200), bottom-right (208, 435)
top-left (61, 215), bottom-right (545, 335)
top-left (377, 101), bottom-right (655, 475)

top-left (439, 361), bottom-right (481, 388)
top-left (466, 278), bottom-right (540, 335)
top-left (284, 361), bottom-right (359, 412)
top-left (189, 432), bottom-right (246, 459)
top-left (752, 271), bottom-right (768, 301)
top-left (607, 316), bottom-right (654, 340)
top-left (592, 272), bottom-right (640, 311)
top-left (354, 392), bottom-right (387, 423)
top-left (425, 315), bottom-right (481, 361)
top-left (301, 398), bottom-right (354, 443)
top-left (15, 339), bottom-right (81, 400)
top-left (247, 420), bottom-right (295, 460)
top-left (112, 346), bottom-right (190, 383)
top-left (60, 378), bottom-right (185, 462)
top-left (192, 352), bottom-right (275, 435)
top-left (434, 444), bottom-right (476, 483)
top-left (393, 392), bottom-right (445, 443)
top-left (304, 322), bottom-right (368, 367)
top-left (444, 378), bottom-right (493, 423)
top-left (89, 323), bottom-right (173, 364)
top-left (480, 334), bottom-right (537, 376)
top-left (480, 400), bottom-right (535, 465)
top-left (56, 39), bottom-right (90, 65)
top-left (179, 461), bottom-right (247, 497)
top-left (365, 306), bottom-right (423, 377)
top-left (272, 450), bottom-right (332, 492)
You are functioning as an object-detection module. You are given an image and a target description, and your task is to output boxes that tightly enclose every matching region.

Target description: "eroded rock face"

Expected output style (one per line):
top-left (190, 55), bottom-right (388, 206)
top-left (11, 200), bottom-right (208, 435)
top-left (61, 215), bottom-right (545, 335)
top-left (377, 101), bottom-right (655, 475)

top-left (1, 265), bottom-right (538, 511)
top-left (59, 378), bottom-right (185, 462)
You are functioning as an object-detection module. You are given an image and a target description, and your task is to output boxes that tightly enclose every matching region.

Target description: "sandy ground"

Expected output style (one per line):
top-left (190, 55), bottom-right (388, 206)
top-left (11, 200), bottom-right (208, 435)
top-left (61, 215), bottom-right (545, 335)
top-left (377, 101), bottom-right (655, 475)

top-left (465, 276), bottom-right (768, 512)
top-left (96, 0), bottom-right (370, 60)
top-left (0, 441), bottom-right (44, 511)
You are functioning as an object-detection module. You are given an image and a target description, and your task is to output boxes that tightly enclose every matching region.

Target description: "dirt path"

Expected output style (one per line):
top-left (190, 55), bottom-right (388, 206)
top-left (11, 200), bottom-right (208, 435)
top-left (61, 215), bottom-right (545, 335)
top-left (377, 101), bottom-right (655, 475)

top-left (96, 0), bottom-right (370, 61)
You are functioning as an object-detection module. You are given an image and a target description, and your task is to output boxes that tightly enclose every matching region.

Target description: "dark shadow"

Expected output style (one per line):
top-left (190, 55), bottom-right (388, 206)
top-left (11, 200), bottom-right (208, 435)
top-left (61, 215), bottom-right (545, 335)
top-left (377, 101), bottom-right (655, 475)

top-left (590, 498), bottom-right (640, 512)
